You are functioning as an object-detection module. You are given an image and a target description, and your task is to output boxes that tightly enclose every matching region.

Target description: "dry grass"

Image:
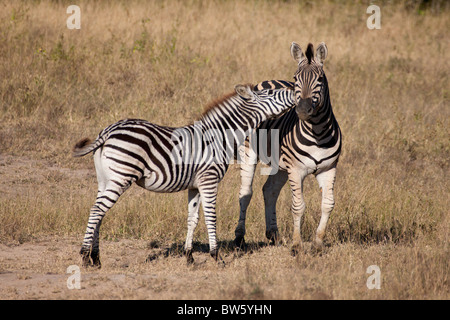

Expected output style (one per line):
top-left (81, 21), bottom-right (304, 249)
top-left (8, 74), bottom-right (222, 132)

top-left (0, 0), bottom-right (448, 299)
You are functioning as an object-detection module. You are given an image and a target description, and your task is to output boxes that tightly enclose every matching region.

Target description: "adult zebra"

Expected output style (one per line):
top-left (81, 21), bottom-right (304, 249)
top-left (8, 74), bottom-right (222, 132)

top-left (73, 84), bottom-right (295, 267)
top-left (235, 42), bottom-right (342, 254)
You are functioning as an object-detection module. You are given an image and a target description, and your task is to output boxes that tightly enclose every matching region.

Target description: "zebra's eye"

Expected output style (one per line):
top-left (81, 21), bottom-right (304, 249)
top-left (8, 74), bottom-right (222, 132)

top-left (318, 76), bottom-right (324, 82)
top-left (268, 90), bottom-right (273, 95)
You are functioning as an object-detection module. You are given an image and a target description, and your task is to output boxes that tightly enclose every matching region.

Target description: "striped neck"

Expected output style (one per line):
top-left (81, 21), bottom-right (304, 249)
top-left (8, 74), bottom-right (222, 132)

top-left (198, 94), bottom-right (262, 138)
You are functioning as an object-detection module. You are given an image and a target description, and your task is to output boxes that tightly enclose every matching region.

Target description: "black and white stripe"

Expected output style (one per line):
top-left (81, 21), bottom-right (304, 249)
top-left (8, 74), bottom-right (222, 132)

top-left (235, 42), bottom-right (342, 254)
top-left (73, 84), bottom-right (295, 267)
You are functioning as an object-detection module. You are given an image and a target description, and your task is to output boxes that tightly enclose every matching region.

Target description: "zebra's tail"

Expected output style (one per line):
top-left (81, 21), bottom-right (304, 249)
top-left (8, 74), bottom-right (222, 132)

top-left (73, 137), bottom-right (101, 157)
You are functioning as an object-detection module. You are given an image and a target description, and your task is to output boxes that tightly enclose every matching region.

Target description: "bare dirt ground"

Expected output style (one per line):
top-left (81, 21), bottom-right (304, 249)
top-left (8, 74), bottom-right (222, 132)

top-left (0, 234), bottom-right (378, 300)
top-left (0, 236), bottom-right (244, 300)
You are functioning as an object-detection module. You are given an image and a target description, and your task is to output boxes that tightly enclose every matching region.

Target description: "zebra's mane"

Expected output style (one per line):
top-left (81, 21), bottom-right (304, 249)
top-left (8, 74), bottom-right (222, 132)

top-left (305, 43), bottom-right (314, 64)
top-left (253, 80), bottom-right (294, 91)
top-left (200, 84), bottom-right (254, 118)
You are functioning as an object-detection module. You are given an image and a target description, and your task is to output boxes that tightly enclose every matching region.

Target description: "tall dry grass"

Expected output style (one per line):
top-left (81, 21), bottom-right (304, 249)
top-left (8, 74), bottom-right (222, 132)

top-left (0, 0), bottom-right (448, 299)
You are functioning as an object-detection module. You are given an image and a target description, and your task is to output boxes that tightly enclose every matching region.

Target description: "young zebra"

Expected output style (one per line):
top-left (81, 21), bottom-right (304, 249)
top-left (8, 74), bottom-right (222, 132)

top-left (235, 42), bottom-right (342, 254)
top-left (73, 84), bottom-right (295, 267)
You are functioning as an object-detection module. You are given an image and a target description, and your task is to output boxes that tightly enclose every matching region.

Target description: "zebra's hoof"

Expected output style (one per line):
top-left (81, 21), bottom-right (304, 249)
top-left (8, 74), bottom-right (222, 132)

top-left (210, 249), bottom-right (225, 266)
top-left (265, 230), bottom-right (279, 246)
top-left (234, 236), bottom-right (246, 249)
top-left (186, 249), bottom-right (194, 265)
top-left (91, 251), bottom-right (102, 269)
top-left (80, 248), bottom-right (102, 269)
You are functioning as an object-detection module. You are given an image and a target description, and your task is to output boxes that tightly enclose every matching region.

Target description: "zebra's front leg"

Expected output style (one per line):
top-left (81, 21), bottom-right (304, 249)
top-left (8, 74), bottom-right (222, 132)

top-left (185, 188), bottom-right (201, 265)
top-left (313, 167), bottom-right (336, 252)
top-left (262, 170), bottom-right (288, 245)
top-left (288, 170), bottom-right (307, 256)
top-left (234, 157), bottom-right (257, 248)
top-left (198, 182), bottom-right (223, 264)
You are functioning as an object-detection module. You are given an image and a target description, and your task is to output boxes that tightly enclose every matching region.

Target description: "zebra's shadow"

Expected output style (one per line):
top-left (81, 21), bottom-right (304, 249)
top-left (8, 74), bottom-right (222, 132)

top-left (145, 240), bottom-right (268, 264)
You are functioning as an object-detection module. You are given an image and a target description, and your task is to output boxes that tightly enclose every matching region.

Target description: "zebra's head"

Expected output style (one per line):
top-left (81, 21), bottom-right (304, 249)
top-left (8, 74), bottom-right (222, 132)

top-left (234, 84), bottom-right (294, 119)
top-left (290, 42), bottom-right (328, 121)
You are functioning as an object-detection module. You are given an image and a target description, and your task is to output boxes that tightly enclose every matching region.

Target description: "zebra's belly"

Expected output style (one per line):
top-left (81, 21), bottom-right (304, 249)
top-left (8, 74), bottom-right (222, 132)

top-left (136, 169), bottom-right (194, 193)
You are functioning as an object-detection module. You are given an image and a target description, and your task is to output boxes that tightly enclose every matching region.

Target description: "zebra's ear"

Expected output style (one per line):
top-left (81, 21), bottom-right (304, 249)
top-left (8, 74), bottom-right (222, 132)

top-left (316, 42), bottom-right (328, 64)
top-left (290, 42), bottom-right (304, 64)
top-left (235, 84), bottom-right (253, 100)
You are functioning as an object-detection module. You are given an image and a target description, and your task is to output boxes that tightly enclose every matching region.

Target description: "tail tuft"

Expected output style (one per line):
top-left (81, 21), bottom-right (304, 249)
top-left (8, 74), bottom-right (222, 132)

top-left (73, 138), bottom-right (94, 157)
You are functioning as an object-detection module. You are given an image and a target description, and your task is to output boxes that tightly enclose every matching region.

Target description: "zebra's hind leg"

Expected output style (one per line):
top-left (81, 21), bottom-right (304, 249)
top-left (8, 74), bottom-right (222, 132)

top-left (80, 181), bottom-right (129, 268)
top-left (262, 170), bottom-right (288, 245)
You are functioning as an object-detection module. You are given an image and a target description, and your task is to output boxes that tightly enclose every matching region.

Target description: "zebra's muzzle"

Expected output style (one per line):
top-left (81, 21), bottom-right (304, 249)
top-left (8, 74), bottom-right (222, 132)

top-left (296, 98), bottom-right (314, 121)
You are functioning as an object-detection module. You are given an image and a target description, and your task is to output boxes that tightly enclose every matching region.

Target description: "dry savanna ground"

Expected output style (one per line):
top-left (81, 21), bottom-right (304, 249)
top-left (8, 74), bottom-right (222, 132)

top-left (0, 1), bottom-right (448, 300)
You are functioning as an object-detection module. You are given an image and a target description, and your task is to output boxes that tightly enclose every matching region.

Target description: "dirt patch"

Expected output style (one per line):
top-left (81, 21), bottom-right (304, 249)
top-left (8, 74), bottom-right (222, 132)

top-left (0, 236), bottom-right (281, 300)
top-left (0, 237), bottom-right (173, 299)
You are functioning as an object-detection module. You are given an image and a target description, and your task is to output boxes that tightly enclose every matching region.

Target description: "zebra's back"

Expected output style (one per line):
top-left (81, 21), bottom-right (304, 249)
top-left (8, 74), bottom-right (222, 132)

top-left (96, 119), bottom-right (198, 193)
